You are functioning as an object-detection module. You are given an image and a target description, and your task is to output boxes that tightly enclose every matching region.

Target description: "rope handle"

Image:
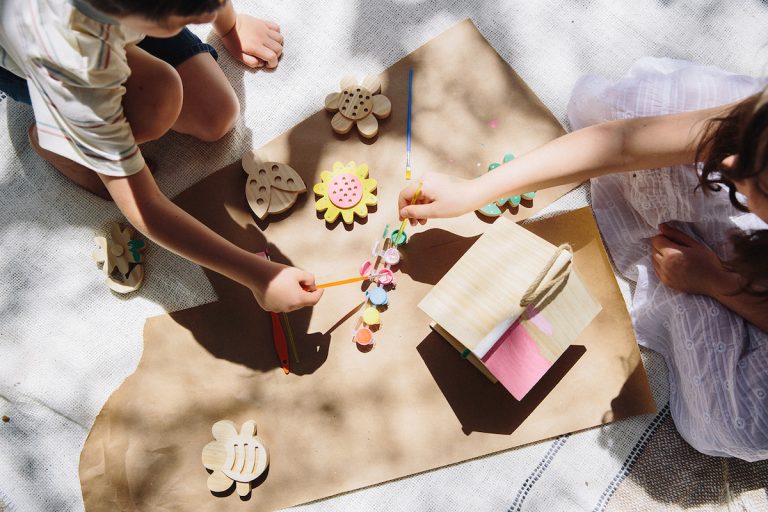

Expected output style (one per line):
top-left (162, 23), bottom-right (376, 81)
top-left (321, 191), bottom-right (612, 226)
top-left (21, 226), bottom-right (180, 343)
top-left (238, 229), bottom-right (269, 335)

top-left (519, 244), bottom-right (573, 307)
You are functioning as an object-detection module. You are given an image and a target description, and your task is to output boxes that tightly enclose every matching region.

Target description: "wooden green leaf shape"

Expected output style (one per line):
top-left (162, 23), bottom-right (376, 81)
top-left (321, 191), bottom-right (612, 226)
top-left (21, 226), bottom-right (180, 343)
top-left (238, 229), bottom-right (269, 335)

top-left (476, 153), bottom-right (536, 217)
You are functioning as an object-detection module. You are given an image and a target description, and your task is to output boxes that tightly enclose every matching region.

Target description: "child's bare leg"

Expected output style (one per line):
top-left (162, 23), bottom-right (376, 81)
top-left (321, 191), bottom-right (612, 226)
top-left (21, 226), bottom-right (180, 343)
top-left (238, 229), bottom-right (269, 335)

top-left (29, 47), bottom-right (235, 197)
top-left (124, 47), bottom-right (239, 142)
top-left (29, 46), bottom-right (182, 199)
top-left (28, 125), bottom-right (112, 200)
top-left (172, 52), bottom-right (239, 141)
top-left (124, 48), bottom-right (238, 141)
top-left (122, 45), bottom-right (184, 143)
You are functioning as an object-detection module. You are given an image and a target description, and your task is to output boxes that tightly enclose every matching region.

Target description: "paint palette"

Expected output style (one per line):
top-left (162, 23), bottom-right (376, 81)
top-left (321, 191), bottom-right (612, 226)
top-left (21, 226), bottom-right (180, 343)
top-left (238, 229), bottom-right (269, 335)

top-left (352, 225), bottom-right (402, 348)
top-left (419, 216), bottom-right (601, 400)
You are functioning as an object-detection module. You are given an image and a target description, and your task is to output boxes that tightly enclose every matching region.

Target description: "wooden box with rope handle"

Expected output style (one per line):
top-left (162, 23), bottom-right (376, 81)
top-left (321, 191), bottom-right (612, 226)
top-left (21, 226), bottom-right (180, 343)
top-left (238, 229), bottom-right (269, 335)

top-left (419, 216), bottom-right (602, 400)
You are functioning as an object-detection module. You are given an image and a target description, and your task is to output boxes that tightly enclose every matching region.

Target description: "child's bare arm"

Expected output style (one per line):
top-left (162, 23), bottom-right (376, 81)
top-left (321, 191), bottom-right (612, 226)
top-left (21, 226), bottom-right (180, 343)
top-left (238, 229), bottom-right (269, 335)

top-left (399, 103), bottom-right (736, 221)
top-left (651, 224), bottom-right (768, 331)
top-left (100, 166), bottom-right (323, 312)
top-left (709, 284), bottom-right (768, 333)
top-left (214, 1), bottom-right (284, 69)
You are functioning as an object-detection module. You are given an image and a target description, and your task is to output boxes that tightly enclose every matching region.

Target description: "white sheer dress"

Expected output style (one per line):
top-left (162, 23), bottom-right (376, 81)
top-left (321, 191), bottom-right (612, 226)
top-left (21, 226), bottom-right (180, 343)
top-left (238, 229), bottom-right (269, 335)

top-left (567, 57), bottom-right (768, 461)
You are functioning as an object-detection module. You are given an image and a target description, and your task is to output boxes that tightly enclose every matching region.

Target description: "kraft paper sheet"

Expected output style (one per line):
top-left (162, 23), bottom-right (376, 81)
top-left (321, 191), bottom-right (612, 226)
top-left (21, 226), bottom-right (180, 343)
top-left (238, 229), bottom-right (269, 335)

top-left (79, 20), bottom-right (655, 511)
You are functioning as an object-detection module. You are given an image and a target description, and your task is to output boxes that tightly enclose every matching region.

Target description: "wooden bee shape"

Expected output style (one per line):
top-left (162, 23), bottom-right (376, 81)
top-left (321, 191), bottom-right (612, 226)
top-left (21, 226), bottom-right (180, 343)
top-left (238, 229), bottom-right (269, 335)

top-left (242, 151), bottom-right (307, 220)
top-left (202, 419), bottom-right (270, 498)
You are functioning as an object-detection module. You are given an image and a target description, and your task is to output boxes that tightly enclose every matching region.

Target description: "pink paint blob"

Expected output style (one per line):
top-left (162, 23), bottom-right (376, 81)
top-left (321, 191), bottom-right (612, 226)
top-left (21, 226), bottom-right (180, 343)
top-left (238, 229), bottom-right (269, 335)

top-left (383, 248), bottom-right (401, 266)
top-left (328, 173), bottom-right (363, 209)
top-left (525, 305), bottom-right (553, 336)
top-left (376, 268), bottom-right (395, 285)
top-left (489, 119), bottom-right (498, 129)
top-left (481, 319), bottom-right (553, 400)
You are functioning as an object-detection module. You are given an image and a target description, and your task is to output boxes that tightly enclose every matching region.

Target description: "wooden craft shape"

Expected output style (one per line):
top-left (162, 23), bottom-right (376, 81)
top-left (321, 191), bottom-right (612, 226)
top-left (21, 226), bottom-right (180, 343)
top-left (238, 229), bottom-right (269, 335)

top-left (243, 151), bottom-right (307, 220)
top-left (92, 222), bottom-right (146, 294)
top-left (477, 153), bottom-right (537, 217)
top-left (324, 75), bottom-right (392, 138)
top-left (202, 420), bottom-right (269, 498)
top-left (419, 216), bottom-right (601, 400)
top-left (430, 322), bottom-right (497, 384)
top-left (314, 161), bottom-right (377, 224)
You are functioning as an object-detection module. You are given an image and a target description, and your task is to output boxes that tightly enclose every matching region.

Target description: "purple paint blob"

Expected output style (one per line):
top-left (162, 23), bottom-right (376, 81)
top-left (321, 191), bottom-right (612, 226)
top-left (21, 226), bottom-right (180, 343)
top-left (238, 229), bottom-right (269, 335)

top-left (525, 305), bottom-right (553, 336)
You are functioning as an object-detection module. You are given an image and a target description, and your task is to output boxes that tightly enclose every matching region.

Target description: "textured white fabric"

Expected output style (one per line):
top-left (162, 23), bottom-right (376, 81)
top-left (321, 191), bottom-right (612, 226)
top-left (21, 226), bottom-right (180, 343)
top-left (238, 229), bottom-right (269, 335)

top-left (1, 1), bottom-right (767, 511)
top-left (568, 57), bottom-right (768, 462)
top-left (0, 0), bottom-right (146, 176)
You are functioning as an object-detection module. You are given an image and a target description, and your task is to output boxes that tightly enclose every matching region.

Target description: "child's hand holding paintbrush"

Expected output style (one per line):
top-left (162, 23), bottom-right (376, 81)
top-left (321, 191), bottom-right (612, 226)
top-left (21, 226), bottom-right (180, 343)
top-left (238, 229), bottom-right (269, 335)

top-left (398, 174), bottom-right (477, 225)
top-left (397, 68), bottom-right (479, 225)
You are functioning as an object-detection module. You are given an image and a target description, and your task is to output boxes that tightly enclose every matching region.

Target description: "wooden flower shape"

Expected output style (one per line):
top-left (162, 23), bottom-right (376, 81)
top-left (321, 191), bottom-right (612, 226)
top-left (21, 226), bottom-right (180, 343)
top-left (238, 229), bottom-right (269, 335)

top-left (324, 75), bottom-right (392, 138)
top-left (314, 161), bottom-right (377, 224)
top-left (243, 151), bottom-right (307, 220)
top-left (202, 420), bottom-right (269, 498)
top-left (92, 222), bottom-right (145, 293)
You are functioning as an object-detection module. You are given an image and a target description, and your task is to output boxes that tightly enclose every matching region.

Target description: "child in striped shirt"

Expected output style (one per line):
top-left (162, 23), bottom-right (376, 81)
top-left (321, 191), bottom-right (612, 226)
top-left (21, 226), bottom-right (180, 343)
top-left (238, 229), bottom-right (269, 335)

top-left (0, 0), bottom-right (323, 312)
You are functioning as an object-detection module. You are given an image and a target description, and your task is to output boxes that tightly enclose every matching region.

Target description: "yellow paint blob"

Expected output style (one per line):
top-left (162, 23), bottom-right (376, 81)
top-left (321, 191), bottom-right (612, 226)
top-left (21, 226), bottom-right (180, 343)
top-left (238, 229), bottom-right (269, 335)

top-left (362, 307), bottom-right (381, 325)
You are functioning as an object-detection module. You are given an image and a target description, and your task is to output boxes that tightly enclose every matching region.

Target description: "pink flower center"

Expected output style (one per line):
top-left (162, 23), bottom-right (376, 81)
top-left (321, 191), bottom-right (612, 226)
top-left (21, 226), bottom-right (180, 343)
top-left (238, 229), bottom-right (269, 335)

top-left (328, 173), bottom-right (363, 209)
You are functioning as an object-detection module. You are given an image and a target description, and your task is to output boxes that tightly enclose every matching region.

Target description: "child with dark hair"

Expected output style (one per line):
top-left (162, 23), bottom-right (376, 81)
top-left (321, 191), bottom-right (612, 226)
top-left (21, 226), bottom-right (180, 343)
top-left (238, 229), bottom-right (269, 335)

top-left (0, 0), bottom-right (323, 312)
top-left (399, 58), bottom-right (768, 461)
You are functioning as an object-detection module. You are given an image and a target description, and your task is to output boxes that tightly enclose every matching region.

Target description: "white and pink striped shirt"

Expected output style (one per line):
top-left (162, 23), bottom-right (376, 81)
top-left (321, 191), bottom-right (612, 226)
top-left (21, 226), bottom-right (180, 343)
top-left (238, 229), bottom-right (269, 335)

top-left (0, 0), bottom-right (145, 176)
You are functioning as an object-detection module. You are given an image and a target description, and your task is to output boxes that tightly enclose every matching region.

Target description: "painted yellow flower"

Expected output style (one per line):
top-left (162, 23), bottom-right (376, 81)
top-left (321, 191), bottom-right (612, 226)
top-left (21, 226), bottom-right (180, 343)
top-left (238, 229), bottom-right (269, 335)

top-left (314, 161), bottom-right (377, 224)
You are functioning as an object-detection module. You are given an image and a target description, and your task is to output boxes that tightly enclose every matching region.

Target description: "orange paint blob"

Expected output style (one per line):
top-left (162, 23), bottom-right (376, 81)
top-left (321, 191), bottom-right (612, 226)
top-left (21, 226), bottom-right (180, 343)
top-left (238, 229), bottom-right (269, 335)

top-left (354, 327), bottom-right (374, 345)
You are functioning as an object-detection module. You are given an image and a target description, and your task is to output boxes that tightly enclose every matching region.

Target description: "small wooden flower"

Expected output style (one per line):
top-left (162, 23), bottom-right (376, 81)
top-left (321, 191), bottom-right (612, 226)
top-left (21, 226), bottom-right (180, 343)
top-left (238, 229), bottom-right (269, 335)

top-left (243, 151), bottom-right (307, 220)
top-left (202, 420), bottom-right (269, 498)
top-left (324, 76), bottom-right (392, 138)
top-left (314, 161), bottom-right (377, 224)
top-left (92, 222), bottom-right (146, 293)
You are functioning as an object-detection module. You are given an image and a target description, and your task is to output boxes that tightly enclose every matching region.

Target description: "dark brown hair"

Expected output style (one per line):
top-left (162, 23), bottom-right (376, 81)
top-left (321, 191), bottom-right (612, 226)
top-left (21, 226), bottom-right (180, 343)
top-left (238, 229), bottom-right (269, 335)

top-left (696, 89), bottom-right (768, 296)
top-left (86, 0), bottom-right (225, 21)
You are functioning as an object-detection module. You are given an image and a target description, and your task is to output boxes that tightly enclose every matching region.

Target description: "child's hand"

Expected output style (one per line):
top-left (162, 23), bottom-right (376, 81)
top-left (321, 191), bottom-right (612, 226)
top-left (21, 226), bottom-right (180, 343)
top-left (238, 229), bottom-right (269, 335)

top-left (251, 262), bottom-right (323, 313)
top-left (650, 224), bottom-right (735, 297)
top-left (398, 172), bottom-right (478, 225)
top-left (220, 15), bottom-right (283, 69)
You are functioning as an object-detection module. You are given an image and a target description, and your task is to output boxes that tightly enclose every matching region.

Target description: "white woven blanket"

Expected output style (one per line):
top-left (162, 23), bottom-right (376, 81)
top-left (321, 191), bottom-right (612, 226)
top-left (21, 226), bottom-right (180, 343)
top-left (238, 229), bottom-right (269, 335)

top-left (1, 1), bottom-right (766, 510)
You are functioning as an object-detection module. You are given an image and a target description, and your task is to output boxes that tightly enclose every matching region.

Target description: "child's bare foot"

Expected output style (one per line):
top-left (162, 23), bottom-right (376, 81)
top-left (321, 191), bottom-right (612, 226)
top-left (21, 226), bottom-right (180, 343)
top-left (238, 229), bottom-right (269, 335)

top-left (28, 124), bottom-right (112, 201)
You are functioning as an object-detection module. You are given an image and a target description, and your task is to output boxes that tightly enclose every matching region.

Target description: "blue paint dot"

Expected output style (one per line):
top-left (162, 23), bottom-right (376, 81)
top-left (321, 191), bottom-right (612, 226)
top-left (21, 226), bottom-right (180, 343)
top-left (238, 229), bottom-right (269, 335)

top-left (366, 287), bottom-right (389, 306)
